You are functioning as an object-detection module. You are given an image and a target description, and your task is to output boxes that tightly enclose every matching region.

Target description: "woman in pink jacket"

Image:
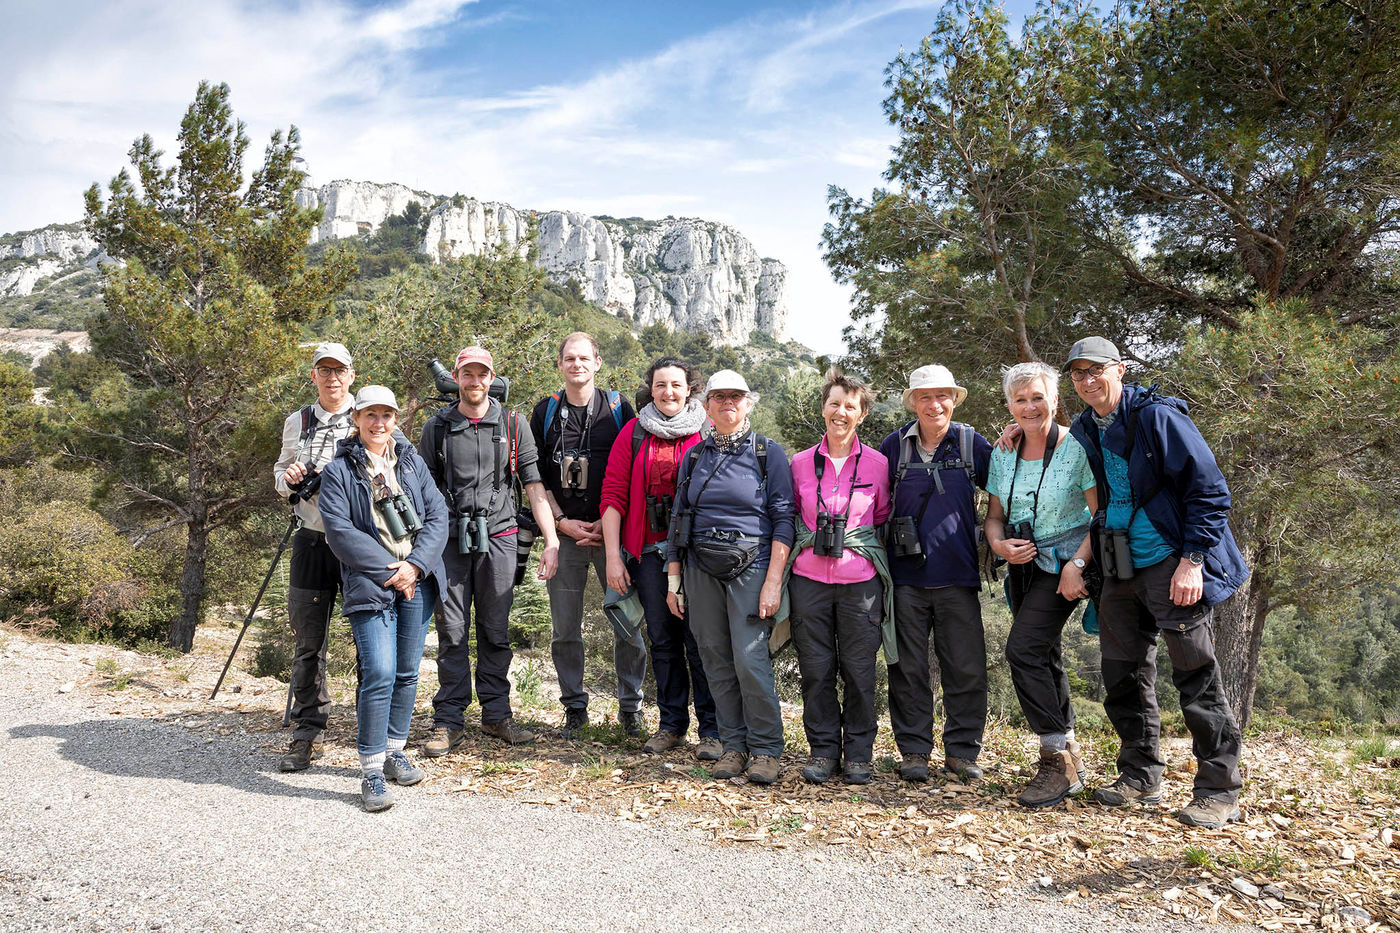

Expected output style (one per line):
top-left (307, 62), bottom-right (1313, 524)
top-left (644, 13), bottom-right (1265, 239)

top-left (788, 369), bottom-right (892, 785)
top-left (601, 357), bottom-right (720, 759)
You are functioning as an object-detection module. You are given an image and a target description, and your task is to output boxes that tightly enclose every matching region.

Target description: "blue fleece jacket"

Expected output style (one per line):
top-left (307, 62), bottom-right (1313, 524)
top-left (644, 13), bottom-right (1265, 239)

top-left (666, 432), bottom-right (795, 567)
top-left (1069, 383), bottom-right (1249, 607)
top-left (317, 435), bottom-right (449, 615)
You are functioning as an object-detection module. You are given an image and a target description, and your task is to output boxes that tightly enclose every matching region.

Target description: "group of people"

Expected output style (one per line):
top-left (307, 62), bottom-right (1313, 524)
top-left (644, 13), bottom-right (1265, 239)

top-left (272, 333), bottom-right (1247, 830)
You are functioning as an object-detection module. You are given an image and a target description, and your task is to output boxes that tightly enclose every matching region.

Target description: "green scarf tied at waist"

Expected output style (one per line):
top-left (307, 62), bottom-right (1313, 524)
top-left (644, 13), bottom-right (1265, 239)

top-left (769, 518), bottom-right (898, 665)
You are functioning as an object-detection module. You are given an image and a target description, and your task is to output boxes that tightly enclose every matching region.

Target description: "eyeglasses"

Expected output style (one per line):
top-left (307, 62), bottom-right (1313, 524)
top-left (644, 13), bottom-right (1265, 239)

top-left (708, 391), bottom-right (747, 403)
top-left (315, 366), bottom-right (351, 380)
top-left (1068, 363), bottom-right (1110, 382)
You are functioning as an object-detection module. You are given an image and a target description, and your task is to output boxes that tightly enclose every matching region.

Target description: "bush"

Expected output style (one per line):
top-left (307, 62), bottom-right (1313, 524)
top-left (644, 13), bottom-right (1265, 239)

top-left (0, 502), bottom-right (138, 636)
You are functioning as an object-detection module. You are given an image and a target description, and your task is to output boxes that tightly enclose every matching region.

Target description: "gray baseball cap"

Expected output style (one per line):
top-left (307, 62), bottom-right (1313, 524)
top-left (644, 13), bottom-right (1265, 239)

top-left (312, 342), bottom-right (354, 367)
top-left (353, 385), bottom-right (399, 411)
top-left (1063, 337), bottom-right (1121, 371)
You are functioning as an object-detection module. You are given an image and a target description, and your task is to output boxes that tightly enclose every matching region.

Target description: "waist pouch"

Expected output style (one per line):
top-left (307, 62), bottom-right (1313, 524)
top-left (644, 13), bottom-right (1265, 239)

top-left (690, 536), bottom-right (764, 582)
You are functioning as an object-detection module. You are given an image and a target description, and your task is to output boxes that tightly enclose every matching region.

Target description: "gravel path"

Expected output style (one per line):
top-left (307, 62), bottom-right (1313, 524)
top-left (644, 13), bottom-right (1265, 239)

top-left (1, 636), bottom-right (1224, 932)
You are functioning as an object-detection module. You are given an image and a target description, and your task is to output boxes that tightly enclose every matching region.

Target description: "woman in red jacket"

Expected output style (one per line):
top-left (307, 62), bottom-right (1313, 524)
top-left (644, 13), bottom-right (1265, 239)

top-left (601, 357), bottom-right (720, 759)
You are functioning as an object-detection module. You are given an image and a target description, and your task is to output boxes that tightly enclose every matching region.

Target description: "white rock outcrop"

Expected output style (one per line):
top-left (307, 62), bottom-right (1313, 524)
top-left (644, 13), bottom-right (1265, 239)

top-left (303, 180), bottom-right (789, 344)
top-left (0, 227), bottom-right (103, 298)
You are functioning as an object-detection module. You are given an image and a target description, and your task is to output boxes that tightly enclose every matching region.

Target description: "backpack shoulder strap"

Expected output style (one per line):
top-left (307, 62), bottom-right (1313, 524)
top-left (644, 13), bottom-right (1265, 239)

top-left (631, 421), bottom-right (645, 462)
top-left (607, 390), bottom-right (624, 430)
top-left (753, 433), bottom-right (769, 482)
top-left (955, 422), bottom-right (975, 482)
top-left (543, 391), bottom-right (563, 441)
top-left (298, 405), bottom-right (317, 441)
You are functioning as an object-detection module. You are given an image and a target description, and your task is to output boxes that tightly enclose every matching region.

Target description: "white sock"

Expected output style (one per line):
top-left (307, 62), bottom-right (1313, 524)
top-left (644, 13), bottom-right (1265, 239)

top-left (360, 752), bottom-right (386, 773)
top-left (1040, 733), bottom-right (1069, 751)
top-left (386, 737), bottom-right (406, 753)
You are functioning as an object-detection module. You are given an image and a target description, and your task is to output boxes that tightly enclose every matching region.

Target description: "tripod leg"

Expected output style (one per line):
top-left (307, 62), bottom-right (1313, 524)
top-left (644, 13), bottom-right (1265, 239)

top-left (211, 520), bottom-right (297, 700)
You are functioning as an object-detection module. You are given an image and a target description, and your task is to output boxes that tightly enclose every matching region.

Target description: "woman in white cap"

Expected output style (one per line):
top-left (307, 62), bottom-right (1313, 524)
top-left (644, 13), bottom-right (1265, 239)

top-left (878, 364), bottom-right (993, 785)
top-left (665, 370), bottom-right (795, 785)
top-left (984, 361), bottom-right (1097, 808)
top-left (317, 385), bottom-right (449, 811)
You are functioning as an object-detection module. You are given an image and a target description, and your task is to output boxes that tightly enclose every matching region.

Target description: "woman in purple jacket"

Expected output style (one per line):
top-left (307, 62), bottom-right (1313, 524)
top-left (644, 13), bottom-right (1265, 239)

top-left (787, 369), bottom-right (891, 784)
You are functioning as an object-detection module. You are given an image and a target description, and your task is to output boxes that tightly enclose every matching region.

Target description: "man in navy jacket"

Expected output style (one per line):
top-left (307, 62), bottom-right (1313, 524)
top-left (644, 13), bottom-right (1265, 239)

top-left (1065, 337), bottom-right (1247, 829)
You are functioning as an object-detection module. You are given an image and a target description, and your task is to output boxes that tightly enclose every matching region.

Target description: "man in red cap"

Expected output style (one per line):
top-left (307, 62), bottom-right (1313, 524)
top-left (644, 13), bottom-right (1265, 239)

top-left (418, 346), bottom-right (559, 753)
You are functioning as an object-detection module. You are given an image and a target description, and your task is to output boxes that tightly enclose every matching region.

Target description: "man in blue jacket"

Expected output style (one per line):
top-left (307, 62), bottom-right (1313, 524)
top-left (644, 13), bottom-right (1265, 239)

top-left (1065, 337), bottom-right (1247, 829)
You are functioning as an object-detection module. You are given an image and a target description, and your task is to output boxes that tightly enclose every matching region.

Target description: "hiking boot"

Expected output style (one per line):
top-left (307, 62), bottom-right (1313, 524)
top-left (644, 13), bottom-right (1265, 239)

top-left (899, 754), bottom-right (930, 783)
top-left (1093, 777), bottom-right (1162, 807)
top-left (843, 761), bottom-right (873, 785)
top-left (422, 726), bottom-right (465, 758)
top-left (383, 750), bottom-right (425, 786)
top-left (712, 750), bottom-right (749, 779)
top-left (1176, 795), bottom-right (1242, 829)
top-left (1018, 748), bottom-right (1084, 808)
top-left (801, 756), bottom-right (838, 784)
top-left (481, 718), bottom-right (536, 745)
top-left (643, 730), bottom-right (684, 754)
top-left (747, 755), bottom-right (781, 785)
top-left (695, 736), bottom-right (723, 761)
top-left (620, 709), bottom-right (647, 739)
top-left (561, 707), bottom-right (589, 739)
top-left (278, 739), bottom-right (322, 773)
top-left (360, 771), bottom-right (395, 812)
top-left (944, 756), bottom-right (983, 782)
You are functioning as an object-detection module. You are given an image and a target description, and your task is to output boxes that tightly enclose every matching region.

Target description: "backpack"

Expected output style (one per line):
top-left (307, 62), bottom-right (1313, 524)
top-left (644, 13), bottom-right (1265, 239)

top-left (430, 404), bottom-right (522, 519)
top-left (893, 421), bottom-right (976, 496)
top-left (542, 389), bottom-right (625, 446)
top-left (677, 433), bottom-right (770, 506)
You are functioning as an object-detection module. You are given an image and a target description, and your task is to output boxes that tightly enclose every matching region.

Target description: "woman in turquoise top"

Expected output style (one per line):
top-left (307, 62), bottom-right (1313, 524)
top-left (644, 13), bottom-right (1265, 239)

top-left (984, 362), bottom-right (1097, 809)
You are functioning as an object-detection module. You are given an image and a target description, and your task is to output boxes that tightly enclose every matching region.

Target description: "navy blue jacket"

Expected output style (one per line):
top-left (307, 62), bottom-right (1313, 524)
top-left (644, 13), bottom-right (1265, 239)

top-left (666, 432), bottom-right (796, 568)
top-left (879, 421), bottom-right (992, 589)
top-left (317, 435), bottom-right (449, 615)
top-left (1069, 383), bottom-right (1249, 606)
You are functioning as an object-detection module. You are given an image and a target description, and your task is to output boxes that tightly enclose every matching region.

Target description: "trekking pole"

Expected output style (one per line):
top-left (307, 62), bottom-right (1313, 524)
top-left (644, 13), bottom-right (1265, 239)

top-left (211, 518), bottom-right (298, 700)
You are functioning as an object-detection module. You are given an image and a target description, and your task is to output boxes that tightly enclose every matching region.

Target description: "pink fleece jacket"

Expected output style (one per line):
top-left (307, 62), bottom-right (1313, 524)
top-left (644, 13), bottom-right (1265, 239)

top-left (600, 417), bottom-right (705, 558)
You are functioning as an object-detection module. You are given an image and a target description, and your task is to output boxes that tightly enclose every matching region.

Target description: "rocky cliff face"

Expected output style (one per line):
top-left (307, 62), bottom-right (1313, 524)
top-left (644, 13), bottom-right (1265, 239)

top-left (0, 226), bottom-right (102, 299)
top-left (303, 179), bottom-right (789, 344)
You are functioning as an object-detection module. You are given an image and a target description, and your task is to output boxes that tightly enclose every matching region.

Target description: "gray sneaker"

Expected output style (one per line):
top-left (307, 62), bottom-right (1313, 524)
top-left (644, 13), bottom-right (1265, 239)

top-left (1176, 795), bottom-right (1242, 829)
top-left (1093, 778), bottom-right (1163, 807)
top-left (481, 719), bottom-right (536, 745)
top-left (361, 771), bottom-right (395, 812)
top-left (383, 750), bottom-right (425, 786)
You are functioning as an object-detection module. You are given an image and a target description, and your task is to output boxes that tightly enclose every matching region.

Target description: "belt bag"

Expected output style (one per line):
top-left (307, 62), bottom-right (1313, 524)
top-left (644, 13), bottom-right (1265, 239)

top-left (690, 536), bottom-right (764, 582)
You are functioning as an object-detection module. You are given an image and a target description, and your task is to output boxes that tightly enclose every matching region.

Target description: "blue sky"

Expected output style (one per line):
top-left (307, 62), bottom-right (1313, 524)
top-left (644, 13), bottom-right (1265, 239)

top-left (0, 0), bottom-right (1034, 353)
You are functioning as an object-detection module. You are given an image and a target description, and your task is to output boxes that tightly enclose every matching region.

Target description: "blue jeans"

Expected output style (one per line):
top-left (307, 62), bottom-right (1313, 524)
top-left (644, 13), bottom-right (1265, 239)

top-left (349, 578), bottom-right (438, 757)
top-left (633, 549), bottom-right (718, 739)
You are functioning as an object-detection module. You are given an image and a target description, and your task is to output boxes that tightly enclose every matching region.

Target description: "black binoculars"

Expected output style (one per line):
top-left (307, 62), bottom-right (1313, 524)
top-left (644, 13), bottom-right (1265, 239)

top-left (457, 512), bottom-right (491, 555)
top-left (813, 511), bottom-right (849, 559)
top-left (375, 493), bottom-right (423, 540)
top-left (887, 515), bottom-right (923, 558)
top-left (560, 453), bottom-right (589, 494)
top-left (1098, 527), bottom-right (1135, 581)
top-left (286, 466), bottom-right (322, 505)
top-left (1007, 520), bottom-right (1034, 543)
top-left (646, 494), bottom-right (673, 533)
top-left (669, 509), bottom-right (694, 550)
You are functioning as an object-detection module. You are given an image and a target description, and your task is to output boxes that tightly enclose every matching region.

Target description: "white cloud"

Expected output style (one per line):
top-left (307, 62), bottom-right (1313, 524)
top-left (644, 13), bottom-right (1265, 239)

top-left (2, 0), bottom-right (936, 354)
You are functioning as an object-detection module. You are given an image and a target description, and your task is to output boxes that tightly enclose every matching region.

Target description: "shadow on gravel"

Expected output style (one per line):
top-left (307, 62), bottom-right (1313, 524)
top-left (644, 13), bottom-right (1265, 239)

top-left (9, 718), bottom-right (356, 803)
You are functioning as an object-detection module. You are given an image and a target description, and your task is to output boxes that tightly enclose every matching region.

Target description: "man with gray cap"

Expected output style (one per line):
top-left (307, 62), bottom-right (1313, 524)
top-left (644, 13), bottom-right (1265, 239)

top-left (272, 341), bottom-right (357, 772)
top-left (879, 365), bottom-right (993, 784)
top-left (1065, 336), bottom-right (1248, 829)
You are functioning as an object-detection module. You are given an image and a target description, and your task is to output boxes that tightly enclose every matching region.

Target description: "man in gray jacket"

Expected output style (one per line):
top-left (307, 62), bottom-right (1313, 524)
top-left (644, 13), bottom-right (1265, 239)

top-left (271, 342), bottom-right (357, 772)
top-left (419, 346), bottom-right (560, 753)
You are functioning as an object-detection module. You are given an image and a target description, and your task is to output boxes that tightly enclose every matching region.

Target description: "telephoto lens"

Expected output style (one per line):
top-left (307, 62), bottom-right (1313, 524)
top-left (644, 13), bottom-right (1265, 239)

top-left (514, 524), bottom-right (536, 586)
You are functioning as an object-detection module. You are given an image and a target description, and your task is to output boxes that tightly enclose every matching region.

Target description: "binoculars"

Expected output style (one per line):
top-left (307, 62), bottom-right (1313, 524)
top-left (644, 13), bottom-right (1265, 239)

top-left (887, 515), bottom-right (922, 558)
top-left (560, 453), bottom-right (589, 494)
top-left (375, 493), bottom-right (424, 541)
top-left (669, 509), bottom-right (694, 551)
top-left (286, 466), bottom-right (322, 505)
top-left (646, 494), bottom-right (673, 533)
top-left (813, 510), bottom-right (849, 559)
top-left (457, 512), bottom-right (491, 556)
top-left (1007, 520), bottom-right (1034, 543)
top-left (1098, 527), bottom-right (1136, 581)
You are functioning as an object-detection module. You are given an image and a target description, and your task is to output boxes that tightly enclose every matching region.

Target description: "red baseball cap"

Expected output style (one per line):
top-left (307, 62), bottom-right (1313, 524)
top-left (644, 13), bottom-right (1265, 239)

top-left (454, 346), bottom-right (494, 373)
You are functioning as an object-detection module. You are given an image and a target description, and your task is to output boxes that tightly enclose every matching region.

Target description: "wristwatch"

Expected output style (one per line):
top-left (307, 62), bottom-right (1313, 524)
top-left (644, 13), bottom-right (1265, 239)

top-left (1070, 557), bottom-right (1086, 570)
top-left (553, 512), bottom-right (565, 524)
top-left (1183, 550), bottom-right (1205, 566)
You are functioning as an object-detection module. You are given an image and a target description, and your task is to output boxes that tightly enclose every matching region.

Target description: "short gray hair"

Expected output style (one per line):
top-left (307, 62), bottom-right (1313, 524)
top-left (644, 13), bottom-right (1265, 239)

top-left (1001, 361), bottom-right (1060, 403)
